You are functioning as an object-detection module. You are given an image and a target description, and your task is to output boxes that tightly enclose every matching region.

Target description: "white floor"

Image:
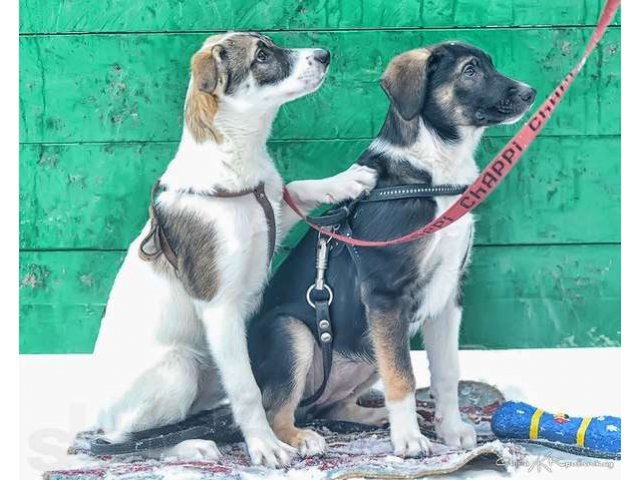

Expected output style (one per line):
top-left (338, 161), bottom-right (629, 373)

top-left (20, 348), bottom-right (621, 479)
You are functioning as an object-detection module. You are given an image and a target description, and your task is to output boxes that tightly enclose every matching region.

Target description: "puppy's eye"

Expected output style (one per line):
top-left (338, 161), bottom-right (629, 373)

top-left (255, 49), bottom-right (268, 63)
top-left (463, 64), bottom-right (476, 77)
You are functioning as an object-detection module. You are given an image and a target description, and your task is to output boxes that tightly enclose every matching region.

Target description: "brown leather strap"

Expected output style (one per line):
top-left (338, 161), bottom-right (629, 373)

top-left (139, 181), bottom-right (180, 270)
top-left (138, 181), bottom-right (276, 271)
top-left (251, 183), bottom-right (276, 265)
top-left (203, 182), bottom-right (276, 264)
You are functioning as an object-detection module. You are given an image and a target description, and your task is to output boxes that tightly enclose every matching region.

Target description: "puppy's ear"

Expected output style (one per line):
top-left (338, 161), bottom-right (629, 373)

top-left (380, 48), bottom-right (432, 121)
top-left (186, 45), bottom-right (225, 143)
top-left (191, 46), bottom-right (223, 94)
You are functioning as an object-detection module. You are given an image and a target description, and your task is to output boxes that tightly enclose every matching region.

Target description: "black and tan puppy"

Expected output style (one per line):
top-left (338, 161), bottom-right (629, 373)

top-left (249, 42), bottom-right (536, 457)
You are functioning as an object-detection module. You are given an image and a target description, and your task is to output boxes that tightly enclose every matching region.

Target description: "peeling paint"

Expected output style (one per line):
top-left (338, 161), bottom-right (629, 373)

top-left (20, 263), bottom-right (51, 290)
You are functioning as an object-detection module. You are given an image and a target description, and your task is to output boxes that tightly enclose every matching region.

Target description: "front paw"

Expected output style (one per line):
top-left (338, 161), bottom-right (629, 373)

top-left (166, 439), bottom-right (221, 461)
top-left (245, 432), bottom-right (296, 468)
top-left (436, 416), bottom-right (477, 450)
top-left (292, 429), bottom-right (326, 457)
top-left (326, 164), bottom-right (377, 203)
top-left (391, 430), bottom-right (432, 458)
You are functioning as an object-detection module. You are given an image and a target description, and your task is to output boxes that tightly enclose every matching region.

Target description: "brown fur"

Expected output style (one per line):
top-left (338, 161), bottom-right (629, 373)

top-left (266, 320), bottom-right (318, 448)
top-left (186, 49), bottom-right (222, 144)
top-left (380, 48), bottom-right (431, 121)
top-left (433, 57), bottom-right (472, 124)
top-left (184, 34), bottom-right (264, 144)
top-left (368, 310), bottom-right (416, 403)
top-left (152, 205), bottom-right (220, 302)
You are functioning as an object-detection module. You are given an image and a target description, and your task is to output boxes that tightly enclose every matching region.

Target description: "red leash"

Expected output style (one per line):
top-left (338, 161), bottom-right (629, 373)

top-left (283, 0), bottom-right (620, 248)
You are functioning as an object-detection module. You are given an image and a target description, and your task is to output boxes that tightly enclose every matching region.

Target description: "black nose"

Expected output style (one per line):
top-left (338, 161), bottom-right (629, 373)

top-left (519, 87), bottom-right (536, 104)
top-left (313, 49), bottom-right (331, 65)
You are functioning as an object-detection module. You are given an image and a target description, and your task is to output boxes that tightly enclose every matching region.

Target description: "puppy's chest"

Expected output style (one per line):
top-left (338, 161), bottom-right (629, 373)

top-left (406, 210), bottom-right (474, 324)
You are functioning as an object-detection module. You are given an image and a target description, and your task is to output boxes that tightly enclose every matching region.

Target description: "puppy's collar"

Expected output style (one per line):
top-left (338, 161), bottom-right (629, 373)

top-left (306, 183), bottom-right (468, 227)
top-left (360, 184), bottom-right (468, 203)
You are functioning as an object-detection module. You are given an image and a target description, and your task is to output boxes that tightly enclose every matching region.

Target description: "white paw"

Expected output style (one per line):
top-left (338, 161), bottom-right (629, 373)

top-left (436, 417), bottom-right (477, 450)
top-left (391, 431), bottom-right (432, 458)
top-left (246, 432), bottom-right (296, 468)
top-left (326, 164), bottom-right (378, 203)
top-left (166, 439), bottom-right (221, 461)
top-left (295, 429), bottom-right (326, 457)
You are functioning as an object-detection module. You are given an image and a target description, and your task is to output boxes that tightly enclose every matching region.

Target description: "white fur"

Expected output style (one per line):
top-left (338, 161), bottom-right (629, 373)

top-left (387, 394), bottom-right (431, 457)
top-left (91, 35), bottom-right (376, 468)
top-left (370, 121), bottom-right (481, 452)
top-left (422, 300), bottom-right (476, 449)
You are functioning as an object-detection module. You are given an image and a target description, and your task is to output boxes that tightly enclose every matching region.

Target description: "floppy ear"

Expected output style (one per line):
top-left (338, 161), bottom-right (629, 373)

top-left (186, 45), bottom-right (224, 143)
top-left (380, 48), bottom-right (431, 121)
top-left (191, 46), bottom-right (222, 94)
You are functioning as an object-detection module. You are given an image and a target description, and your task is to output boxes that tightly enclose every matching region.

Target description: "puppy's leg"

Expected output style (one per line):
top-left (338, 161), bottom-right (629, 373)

top-left (422, 298), bottom-right (477, 449)
top-left (100, 347), bottom-right (221, 460)
top-left (164, 439), bottom-right (221, 461)
top-left (262, 319), bottom-right (326, 457)
top-left (321, 371), bottom-right (388, 426)
top-left (367, 303), bottom-right (431, 457)
top-left (200, 303), bottom-right (295, 467)
top-left (280, 164), bottom-right (377, 235)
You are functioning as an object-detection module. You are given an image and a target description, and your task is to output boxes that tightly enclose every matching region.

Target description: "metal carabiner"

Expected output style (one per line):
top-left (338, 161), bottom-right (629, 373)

top-left (315, 236), bottom-right (329, 290)
top-left (306, 236), bottom-right (334, 308)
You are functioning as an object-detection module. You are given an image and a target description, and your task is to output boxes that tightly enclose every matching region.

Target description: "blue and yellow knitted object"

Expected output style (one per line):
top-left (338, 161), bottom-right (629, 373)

top-left (491, 401), bottom-right (620, 459)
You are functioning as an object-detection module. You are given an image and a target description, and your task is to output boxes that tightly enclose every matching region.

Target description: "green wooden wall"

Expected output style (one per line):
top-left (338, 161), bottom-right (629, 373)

top-left (19, 1), bottom-right (620, 354)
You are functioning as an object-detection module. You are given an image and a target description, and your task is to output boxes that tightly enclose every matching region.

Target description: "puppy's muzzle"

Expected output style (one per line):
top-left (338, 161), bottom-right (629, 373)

top-left (313, 49), bottom-right (331, 69)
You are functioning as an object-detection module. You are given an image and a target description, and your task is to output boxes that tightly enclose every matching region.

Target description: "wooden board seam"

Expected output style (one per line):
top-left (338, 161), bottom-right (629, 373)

top-left (19, 24), bottom-right (621, 37)
top-left (18, 133), bottom-right (623, 147)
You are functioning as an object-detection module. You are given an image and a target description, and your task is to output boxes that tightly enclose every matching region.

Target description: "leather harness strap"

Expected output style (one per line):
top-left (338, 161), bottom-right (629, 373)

top-left (139, 180), bottom-right (180, 270)
top-left (215, 182), bottom-right (276, 264)
top-left (139, 180), bottom-right (276, 271)
top-left (300, 287), bottom-right (334, 407)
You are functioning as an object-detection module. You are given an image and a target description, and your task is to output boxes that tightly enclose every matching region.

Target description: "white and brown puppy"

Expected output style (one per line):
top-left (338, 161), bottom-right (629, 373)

top-left (249, 42), bottom-right (535, 458)
top-left (90, 32), bottom-right (377, 467)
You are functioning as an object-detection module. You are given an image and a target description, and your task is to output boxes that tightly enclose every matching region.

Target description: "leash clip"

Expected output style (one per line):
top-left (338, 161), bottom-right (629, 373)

top-left (315, 236), bottom-right (329, 290)
top-left (306, 236), bottom-right (334, 308)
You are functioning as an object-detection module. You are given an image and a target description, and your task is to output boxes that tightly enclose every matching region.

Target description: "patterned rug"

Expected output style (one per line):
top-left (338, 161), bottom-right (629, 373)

top-left (46, 381), bottom-right (524, 479)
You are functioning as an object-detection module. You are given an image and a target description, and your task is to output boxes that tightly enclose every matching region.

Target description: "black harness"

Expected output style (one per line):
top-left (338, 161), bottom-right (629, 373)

top-left (299, 183), bottom-right (467, 406)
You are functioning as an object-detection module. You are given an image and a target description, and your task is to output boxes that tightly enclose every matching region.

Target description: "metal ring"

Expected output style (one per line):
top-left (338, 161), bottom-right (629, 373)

top-left (306, 284), bottom-right (334, 308)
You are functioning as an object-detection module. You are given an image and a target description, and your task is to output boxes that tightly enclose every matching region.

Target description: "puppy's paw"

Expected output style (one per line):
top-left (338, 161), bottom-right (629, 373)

top-left (368, 407), bottom-right (390, 427)
top-left (292, 429), bottom-right (326, 457)
top-left (246, 432), bottom-right (296, 468)
top-left (325, 164), bottom-right (378, 203)
top-left (166, 439), bottom-right (221, 461)
top-left (391, 431), bottom-right (432, 458)
top-left (436, 416), bottom-right (477, 450)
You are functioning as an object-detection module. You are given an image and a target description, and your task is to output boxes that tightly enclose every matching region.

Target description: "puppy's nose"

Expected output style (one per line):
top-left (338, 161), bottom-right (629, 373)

top-left (313, 49), bottom-right (331, 65)
top-left (519, 87), bottom-right (536, 104)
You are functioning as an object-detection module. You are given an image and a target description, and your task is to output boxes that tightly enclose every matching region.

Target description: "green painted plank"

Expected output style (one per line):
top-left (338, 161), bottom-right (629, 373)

top-left (19, 27), bottom-right (620, 144)
top-left (19, 136), bottom-right (620, 250)
top-left (19, 244), bottom-right (620, 353)
top-left (459, 244), bottom-right (620, 349)
top-left (20, 304), bottom-right (106, 354)
top-left (19, 251), bottom-right (125, 354)
top-left (19, 0), bottom-right (620, 34)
